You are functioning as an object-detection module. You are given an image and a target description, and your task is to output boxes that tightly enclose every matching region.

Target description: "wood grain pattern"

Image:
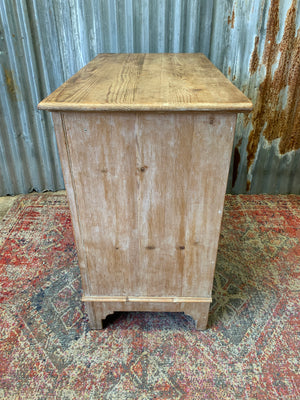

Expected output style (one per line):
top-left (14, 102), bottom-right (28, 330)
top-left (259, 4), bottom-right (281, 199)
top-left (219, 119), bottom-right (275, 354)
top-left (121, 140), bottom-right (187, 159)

top-left (38, 53), bottom-right (252, 112)
top-left (182, 113), bottom-right (237, 297)
top-left (60, 112), bottom-right (139, 296)
top-left (135, 113), bottom-right (236, 298)
top-left (52, 111), bottom-right (236, 329)
top-left (52, 112), bottom-right (91, 295)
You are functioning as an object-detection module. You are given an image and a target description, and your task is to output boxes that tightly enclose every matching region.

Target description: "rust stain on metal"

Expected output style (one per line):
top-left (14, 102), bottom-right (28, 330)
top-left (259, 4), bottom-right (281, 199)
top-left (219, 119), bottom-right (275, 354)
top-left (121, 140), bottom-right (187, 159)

top-left (246, 180), bottom-right (251, 192)
top-left (228, 9), bottom-right (235, 29)
top-left (250, 36), bottom-right (260, 75)
top-left (4, 68), bottom-right (18, 100)
top-left (243, 112), bottom-right (250, 127)
top-left (232, 138), bottom-right (242, 188)
top-left (247, 0), bottom-right (300, 184)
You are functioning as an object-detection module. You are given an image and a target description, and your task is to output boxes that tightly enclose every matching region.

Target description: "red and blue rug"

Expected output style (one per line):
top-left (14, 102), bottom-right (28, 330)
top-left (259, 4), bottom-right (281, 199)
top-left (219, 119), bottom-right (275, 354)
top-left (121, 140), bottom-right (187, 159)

top-left (0, 192), bottom-right (299, 399)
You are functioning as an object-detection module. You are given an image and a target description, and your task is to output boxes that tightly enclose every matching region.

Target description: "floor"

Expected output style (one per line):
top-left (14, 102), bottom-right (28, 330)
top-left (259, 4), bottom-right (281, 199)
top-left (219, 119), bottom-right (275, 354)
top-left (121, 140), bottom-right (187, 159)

top-left (0, 191), bottom-right (66, 220)
top-left (0, 195), bottom-right (17, 220)
top-left (1, 191), bottom-right (299, 399)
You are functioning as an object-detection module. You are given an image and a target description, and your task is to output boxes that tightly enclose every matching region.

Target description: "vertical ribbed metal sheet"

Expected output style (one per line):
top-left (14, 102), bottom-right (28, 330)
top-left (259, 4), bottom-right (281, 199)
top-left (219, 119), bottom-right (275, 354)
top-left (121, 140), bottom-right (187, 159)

top-left (0, 0), bottom-right (299, 195)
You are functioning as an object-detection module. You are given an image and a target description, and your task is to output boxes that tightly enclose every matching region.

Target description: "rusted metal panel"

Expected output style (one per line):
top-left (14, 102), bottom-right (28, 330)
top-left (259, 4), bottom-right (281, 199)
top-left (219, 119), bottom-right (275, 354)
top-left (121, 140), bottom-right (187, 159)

top-left (221, 0), bottom-right (300, 194)
top-left (0, 0), bottom-right (299, 195)
top-left (246, 0), bottom-right (300, 192)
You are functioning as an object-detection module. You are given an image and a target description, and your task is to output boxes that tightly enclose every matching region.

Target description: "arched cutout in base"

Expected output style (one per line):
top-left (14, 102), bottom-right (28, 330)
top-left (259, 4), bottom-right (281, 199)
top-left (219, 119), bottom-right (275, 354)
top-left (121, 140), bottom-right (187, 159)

top-left (84, 301), bottom-right (210, 330)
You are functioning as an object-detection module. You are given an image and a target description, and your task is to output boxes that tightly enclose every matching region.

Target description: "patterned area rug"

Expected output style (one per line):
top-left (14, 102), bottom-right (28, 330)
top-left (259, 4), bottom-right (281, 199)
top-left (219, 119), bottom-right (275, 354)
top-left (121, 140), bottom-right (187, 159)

top-left (0, 192), bottom-right (299, 399)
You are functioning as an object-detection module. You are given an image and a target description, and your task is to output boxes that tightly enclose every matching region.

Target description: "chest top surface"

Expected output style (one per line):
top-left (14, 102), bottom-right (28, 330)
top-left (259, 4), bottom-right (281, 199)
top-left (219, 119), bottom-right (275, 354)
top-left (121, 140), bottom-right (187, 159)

top-left (38, 53), bottom-right (252, 112)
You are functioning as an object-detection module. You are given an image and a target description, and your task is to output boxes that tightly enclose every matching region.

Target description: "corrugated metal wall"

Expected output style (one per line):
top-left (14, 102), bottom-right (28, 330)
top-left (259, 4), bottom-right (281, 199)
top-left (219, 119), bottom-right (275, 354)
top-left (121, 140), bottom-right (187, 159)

top-left (0, 0), bottom-right (299, 196)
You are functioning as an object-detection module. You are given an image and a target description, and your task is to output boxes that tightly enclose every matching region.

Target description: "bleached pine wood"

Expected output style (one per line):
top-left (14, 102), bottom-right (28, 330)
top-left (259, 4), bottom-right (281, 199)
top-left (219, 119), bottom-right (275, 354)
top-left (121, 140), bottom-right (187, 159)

top-left (38, 53), bottom-right (252, 112)
top-left (52, 112), bottom-right (90, 295)
top-left (82, 296), bottom-right (212, 303)
top-left (57, 112), bottom-right (139, 296)
top-left (39, 53), bottom-right (252, 330)
top-left (51, 111), bottom-right (236, 329)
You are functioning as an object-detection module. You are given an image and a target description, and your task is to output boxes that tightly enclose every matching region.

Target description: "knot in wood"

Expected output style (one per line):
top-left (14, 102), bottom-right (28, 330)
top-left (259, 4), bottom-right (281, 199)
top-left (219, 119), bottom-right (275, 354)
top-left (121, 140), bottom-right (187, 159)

top-left (146, 245), bottom-right (155, 250)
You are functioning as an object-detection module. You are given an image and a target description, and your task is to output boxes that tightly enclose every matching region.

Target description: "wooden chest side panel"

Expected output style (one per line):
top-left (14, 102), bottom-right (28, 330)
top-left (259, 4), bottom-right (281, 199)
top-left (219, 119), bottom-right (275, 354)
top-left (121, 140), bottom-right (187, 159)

top-left (182, 113), bottom-right (237, 296)
top-left (54, 111), bottom-right (235, 301)
top-left (60, 112), bottom-right (139, 296)
top-left (137, 113), bottom-right (236, 298)
top-left (52, 112), bottom-right (91, 295)
top-left (136, 113), bottom-right (194, 296)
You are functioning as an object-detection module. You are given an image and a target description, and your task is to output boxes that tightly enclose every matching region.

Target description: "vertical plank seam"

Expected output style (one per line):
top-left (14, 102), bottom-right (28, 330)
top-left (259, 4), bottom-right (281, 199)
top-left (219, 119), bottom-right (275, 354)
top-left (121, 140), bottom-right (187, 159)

top-left (181, 113), bottom-right (196, 297)
top-left (181, 113), bottom-right (192, 298)
top-left (110, 112), bottom-right (119, 294)
top-left (60, 113), bottom-right (91, 296)
top-left (135, 112), bottom-right (142, 296)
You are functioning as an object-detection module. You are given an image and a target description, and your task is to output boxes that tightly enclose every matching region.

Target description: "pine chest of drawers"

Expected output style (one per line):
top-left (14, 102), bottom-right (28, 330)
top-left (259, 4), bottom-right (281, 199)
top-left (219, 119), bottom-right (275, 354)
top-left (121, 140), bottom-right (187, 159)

top-left (38, 53), bottom-right (252, 329)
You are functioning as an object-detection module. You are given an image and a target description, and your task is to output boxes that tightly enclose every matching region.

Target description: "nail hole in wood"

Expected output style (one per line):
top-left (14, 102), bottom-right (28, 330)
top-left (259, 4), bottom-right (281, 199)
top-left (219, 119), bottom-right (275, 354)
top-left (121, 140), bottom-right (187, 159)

top-left (140, 166), bottom-right (148, 172)
top-left (179, 246), bottom-right (185, 250)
